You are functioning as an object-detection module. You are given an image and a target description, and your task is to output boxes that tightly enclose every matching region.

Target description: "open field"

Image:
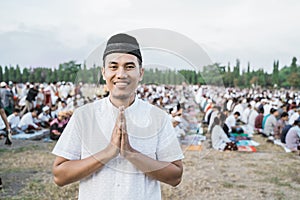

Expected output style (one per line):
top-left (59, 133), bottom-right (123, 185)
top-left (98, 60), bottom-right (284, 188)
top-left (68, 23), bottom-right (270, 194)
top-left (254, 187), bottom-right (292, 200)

top-left (1, 135), bottom-right (300, 200)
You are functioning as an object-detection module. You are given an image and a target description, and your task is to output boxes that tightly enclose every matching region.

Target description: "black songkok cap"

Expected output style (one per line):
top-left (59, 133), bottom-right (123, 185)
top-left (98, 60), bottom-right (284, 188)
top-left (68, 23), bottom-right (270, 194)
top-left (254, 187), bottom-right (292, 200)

top-left (103, 33), bottom-right (142, 62)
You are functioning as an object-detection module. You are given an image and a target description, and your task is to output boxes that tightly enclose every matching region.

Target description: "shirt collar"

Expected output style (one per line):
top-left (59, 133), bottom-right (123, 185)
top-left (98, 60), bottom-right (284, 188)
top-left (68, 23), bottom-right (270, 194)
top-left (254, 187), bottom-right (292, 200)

top-left (106, 95), bottom-right (139, 114)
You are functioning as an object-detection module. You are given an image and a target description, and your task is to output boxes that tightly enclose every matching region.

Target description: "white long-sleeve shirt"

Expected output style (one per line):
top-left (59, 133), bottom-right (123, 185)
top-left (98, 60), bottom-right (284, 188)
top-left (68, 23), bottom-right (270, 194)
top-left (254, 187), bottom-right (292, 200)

top-left (18, 112), bottom-right (38, 129)
top-left (211, 125), bottom-right (231, 150)
top-left (7, 114), bottom-right (20, 129)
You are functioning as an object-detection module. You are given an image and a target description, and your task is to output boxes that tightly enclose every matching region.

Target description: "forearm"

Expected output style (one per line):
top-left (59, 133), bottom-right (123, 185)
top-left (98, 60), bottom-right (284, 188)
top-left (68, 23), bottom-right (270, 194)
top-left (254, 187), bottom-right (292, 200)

top-left (126, 152), bottom-right (183, 187)
top-left (53, 147), bottom-right (113, 186)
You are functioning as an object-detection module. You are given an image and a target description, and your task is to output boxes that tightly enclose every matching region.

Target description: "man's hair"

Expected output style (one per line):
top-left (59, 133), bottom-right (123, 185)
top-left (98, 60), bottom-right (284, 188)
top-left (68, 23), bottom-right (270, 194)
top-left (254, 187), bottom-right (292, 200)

top-left (270, 108), bottom-right (277, 114)
top-left (102, 33), bottom-right (142, 67)
top-left (234, 111), bottom-right (240, 116)
top-left (280, 112), bottom-right (288, 118)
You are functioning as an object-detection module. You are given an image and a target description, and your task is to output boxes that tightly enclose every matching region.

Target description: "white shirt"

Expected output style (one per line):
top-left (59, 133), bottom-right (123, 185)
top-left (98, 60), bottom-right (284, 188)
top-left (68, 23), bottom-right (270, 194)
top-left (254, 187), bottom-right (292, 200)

top-left (7, 114), bottom-right (20, 129)
top-left (211, 125), bottom-right (231, 150)
top-left (38, 112), bottom-right (51, 122)
top-left (52, 97), bottom-right (184, 200)
top-left (18, 112), bottom-right (38, 129)
top-left (288, 112), bottom-right (299, 125)
top-left (225, 115), bottom-right (237, 132)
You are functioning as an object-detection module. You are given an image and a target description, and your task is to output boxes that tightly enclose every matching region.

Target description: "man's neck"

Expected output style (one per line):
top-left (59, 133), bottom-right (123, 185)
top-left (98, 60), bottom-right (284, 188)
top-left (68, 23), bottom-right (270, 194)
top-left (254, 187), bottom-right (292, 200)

top-left (109, 95), bottom-right (135, 108)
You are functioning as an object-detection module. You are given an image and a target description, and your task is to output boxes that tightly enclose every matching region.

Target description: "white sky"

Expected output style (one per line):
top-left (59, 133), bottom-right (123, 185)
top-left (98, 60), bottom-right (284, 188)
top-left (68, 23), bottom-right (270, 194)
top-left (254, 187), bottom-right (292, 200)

top-left (0, 0), bottom-right (299, 72)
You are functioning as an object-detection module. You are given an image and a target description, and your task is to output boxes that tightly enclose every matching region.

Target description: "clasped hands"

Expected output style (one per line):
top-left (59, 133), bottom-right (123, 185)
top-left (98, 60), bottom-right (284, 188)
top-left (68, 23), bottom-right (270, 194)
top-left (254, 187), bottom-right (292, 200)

top-left (105, 106), bottom-right (137, 159)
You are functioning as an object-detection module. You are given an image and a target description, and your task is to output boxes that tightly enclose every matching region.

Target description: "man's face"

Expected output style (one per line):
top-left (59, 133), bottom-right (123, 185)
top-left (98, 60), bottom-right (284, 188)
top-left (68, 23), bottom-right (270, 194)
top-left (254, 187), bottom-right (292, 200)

top-left (282, 116), bottom-right (289, 121)
top-left (102, 53), bottom-right (144, 102)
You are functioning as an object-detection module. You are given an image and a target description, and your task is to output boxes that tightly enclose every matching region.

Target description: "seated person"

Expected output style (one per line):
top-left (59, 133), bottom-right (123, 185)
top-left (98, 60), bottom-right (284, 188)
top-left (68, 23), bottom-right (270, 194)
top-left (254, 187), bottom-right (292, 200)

top-left (254, 108), bottom-right (264, 133)
top-left (274, 112), bottom-right (288, 140)
top-left (18, 109), bottom-right (41, 132)
top-left (263, 108), bottom-right (279, 138)
top-left (38, 106), bottom-right (52, 128)
top-left (225, 111), bottom-right (242, 133)
top-left (172, 116), bottom-right (185, 140)
top-left (7, 108), bottom-right (21, 134)
top-left (211, 115), bottom-right (237, 151)
top-left (285, 119), bottom-right (300, 152)
top-left (50, 111), bottom-right (68, 140)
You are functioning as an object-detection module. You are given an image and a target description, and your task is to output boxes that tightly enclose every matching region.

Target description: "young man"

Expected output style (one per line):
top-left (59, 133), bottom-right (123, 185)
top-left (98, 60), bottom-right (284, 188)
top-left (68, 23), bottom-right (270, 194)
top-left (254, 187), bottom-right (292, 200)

top-left (263, 108), bottom-right (279, 137)
top-left (225, 111), bottom-right (241, 133)
top-left (52, 33), bottom-right (184, 199)
top-left (18, 109), bottom-right (41, 132)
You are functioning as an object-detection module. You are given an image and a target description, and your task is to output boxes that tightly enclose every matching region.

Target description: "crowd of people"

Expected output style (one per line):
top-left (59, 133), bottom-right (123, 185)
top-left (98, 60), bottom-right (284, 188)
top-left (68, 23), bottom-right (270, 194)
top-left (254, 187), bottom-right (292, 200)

top-left (0, 81), bottom-right (191, 143)
top-left (1, 80), bottom-right (299, 154)
top-left (195, 85), bottom-right (300, 153)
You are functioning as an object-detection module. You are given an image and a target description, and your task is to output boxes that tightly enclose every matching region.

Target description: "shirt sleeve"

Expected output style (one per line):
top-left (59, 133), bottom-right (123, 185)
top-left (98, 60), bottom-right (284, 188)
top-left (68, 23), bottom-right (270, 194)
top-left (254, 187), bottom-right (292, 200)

top-left (52, 111), bottom-right (82, 160)
top-left (156, 115), bottom-right (184, 162)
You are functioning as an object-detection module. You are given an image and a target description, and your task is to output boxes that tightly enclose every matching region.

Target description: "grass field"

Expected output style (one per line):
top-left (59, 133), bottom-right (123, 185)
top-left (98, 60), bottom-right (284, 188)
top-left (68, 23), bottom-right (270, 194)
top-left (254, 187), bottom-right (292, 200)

top-left (1, 134), bottom-right (300, 200)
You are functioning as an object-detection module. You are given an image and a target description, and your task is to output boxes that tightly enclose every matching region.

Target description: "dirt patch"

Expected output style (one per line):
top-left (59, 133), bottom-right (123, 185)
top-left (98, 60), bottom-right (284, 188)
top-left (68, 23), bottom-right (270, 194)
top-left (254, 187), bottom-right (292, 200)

top-left (1, 137), bottom-right (300, 199)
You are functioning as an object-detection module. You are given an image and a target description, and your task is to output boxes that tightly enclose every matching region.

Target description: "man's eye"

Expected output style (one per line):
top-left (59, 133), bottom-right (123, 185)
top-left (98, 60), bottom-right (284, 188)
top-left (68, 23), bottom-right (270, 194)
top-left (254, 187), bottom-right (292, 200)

top-left (126, 65), bottom-right (135, 69)
top-left (109, 66), bottom-right (118, 69)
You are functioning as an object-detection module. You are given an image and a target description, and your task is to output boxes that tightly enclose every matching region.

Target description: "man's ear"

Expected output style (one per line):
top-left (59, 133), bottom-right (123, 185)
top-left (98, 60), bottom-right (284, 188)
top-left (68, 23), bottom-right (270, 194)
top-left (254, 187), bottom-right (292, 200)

top-left (139, 68), bottom-right (144, 82)
top-left (101, 67), bottom-right (106, 81)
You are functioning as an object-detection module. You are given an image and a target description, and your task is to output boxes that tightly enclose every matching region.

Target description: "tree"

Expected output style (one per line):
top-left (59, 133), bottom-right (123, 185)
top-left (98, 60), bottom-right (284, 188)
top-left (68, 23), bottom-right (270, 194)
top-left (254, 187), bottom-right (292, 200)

top-left (4, 66), bottom-right (9, 82)
top-left (272, 60), bottom-right (279, 86)
top-left (22, 68), bottom-right (30, 83)
top-left (15, 65), bottom-right (22, 83)
top-left (0, 66), bottom-right (3, 81)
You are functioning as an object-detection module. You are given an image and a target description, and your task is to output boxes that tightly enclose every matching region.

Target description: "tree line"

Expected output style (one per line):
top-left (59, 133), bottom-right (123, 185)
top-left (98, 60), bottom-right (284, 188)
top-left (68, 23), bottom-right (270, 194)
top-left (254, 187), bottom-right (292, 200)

top-left (0, 57), bottom-right (299, 88)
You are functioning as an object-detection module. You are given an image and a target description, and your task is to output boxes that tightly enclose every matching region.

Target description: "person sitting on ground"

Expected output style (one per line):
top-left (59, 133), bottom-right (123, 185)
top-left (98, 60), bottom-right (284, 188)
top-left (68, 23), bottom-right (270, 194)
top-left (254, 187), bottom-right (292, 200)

top-left (7, 108), bottom-right (21, 134)
top-left (172, 116), bottom-right (185, 140)
top-left (18, 109), bottom-right (41, 132)
top-left (254, 107), bottom-right (264, 133)
top-left (288, 107), bottom-right (300, 125)
top-left (285, 119), bottom-right (300, 152)
top-left (211, 114), bottom-right (236, 151)
top-left (263, 108), bottom-right (279, 137)
top-left (49, 111), bottom-right (68, 140)
top-left (273, 112), bottom-right (289, 140)
top-left (38, 106), bottom-right (52, 128)
top-left (225, 111), bottom-right (242, 133)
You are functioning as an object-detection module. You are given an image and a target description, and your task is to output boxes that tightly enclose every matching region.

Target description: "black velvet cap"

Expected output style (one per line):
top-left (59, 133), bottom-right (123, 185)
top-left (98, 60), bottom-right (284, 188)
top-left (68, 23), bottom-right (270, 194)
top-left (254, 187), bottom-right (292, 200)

top-left (103, 33), bottom-right (142, 62)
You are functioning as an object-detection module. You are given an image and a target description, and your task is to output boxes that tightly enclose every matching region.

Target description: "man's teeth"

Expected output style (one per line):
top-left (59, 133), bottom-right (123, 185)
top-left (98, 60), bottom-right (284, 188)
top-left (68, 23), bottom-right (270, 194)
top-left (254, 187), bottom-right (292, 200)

top-left (115, 82), bottom-right (128, 86)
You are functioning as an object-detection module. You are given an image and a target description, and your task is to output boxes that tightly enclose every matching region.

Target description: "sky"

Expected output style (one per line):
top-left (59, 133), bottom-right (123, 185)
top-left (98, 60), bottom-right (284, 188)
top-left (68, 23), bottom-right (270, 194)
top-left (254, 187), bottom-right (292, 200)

top-left (0, 0), bottom-right (300, 73)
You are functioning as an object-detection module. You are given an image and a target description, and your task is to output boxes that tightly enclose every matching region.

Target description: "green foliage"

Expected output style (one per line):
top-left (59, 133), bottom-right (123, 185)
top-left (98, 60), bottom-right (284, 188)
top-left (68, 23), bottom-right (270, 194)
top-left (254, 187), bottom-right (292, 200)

top-left (0, 57), bottom-right (299, 88)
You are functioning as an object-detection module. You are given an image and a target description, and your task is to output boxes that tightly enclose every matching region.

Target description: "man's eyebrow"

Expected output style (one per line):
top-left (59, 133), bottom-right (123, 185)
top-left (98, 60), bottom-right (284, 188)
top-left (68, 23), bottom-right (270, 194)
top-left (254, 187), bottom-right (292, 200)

top-left (108, 61), bottom-right (118, 65)
top-left (125, 62), bottom-right (136, 66)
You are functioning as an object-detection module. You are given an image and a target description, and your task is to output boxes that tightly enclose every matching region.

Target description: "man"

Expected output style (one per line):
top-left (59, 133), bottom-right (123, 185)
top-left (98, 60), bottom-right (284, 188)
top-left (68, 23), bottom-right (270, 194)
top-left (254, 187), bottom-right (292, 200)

top-left (0, 84), bottom-right (12, 145)
top-left (7, 108), bottom-right (21, 134)
top-left (0, 82), bottom-right (14, 116)
top-left (225, 111), bottom-right (241, 133)
top-left (285, 119), bottom-right (300, 151)
top-left (38, 106), bottom-right (52, 128)
top-left (263, 108), bottom-right (279, 137)
top-left (21, 84), bottom-right (39, 116)
top-left (18, 110), bottom-right (41, 132)
top-left (273, 112), bottom-right (288, 140)
top-left (52, 33), bottom-right (184, 199)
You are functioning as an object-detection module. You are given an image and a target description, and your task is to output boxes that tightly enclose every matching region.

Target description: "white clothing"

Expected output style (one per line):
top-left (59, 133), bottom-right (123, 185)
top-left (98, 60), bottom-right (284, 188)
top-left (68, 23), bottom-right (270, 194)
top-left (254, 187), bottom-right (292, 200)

top-left (7, 114), bottom-right (20, 129)
top-left (232, 104), bottom-right (244, 117)
top-left (38, 112), bottom-right (51, 122)
top-left (225, 115), bottom-right (236, 132)
top-left (52, 97), bottom-right (184, 200)
top-left (208, 111), bottom-right (218, 132)
top-left (18, 112), bottom-right (38, 129)
top-left (264, 114), bottom-right (277, 136)
top-left (288, 112), bottom-right (299, 125)
top-left (248, 110), bottom-right (258, 128)
top-left (211, 125), bottom-right (231, 150)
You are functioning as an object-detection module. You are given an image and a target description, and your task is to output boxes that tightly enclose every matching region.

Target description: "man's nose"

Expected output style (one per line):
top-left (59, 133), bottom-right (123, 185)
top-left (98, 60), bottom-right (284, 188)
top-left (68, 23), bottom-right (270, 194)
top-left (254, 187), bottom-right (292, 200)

top-left (116, 67), bottom-right (127, 78)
